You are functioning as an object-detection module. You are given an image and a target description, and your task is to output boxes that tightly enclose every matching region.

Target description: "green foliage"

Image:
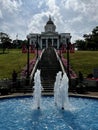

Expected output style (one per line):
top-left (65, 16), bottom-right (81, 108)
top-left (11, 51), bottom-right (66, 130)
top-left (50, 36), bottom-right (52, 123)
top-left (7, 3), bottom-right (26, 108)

top-left (64, 51), bottom-right (98, 77)
top-left (0, 49), bottom-right (35, 79)
top-left (0, 32), bottom-right (12, 53)
top-left (75, 40), bottom-right (86, 50)
top-left (76, 26), bottom-right (98, 50)
top-left (13, 39), bottom-right (27, 49)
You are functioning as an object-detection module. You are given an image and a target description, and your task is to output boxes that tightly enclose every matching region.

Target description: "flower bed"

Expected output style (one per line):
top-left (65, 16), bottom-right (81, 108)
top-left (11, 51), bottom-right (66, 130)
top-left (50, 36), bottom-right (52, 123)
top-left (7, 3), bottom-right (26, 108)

top-left (20, 50), bottom-right (42, 78)
top-left (61, 57), bottom-right (77, 79)
top-left (20, 58), bottom-right (36, 78)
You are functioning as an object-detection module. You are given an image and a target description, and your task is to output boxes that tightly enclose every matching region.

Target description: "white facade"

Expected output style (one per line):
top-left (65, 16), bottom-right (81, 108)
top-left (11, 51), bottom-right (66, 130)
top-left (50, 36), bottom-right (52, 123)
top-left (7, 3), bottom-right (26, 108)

top-left (27, 16), bottom-right (71, 49)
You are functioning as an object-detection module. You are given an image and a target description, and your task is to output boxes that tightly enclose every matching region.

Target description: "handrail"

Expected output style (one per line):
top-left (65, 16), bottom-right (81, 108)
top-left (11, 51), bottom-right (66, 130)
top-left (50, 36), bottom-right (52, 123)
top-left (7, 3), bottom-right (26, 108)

top-left (30, 49), bottom-right (45, 82)
top-left (54, 48), bottom-right (66, 74)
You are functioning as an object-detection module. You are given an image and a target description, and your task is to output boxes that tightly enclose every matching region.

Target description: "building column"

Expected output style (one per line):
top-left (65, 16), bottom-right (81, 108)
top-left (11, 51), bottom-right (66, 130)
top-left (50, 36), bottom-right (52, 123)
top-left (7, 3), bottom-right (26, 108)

top-left (46, 39), bottom-right (48, 48)
top-left (52, 38), bottom-right (53, 46)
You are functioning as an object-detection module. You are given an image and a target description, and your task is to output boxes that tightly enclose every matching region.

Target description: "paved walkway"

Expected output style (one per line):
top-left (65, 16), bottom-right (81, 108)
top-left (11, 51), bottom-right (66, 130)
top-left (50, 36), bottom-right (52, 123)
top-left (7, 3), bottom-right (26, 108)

top-left (0, 91), bottom-right (98, 99)
top-left (69, 91), bottom-right (98, 99)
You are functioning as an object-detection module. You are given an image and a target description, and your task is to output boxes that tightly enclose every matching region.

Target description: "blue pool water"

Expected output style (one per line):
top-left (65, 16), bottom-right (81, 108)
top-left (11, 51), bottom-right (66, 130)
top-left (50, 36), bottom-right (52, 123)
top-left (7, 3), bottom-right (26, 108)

top-left (0, 96), bottom-right (98, 130)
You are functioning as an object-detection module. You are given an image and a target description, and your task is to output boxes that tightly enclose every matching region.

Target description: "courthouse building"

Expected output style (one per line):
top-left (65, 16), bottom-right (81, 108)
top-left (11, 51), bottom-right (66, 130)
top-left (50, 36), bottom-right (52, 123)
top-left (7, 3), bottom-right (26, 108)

top-left (27, 16), bottom-right (71, 49)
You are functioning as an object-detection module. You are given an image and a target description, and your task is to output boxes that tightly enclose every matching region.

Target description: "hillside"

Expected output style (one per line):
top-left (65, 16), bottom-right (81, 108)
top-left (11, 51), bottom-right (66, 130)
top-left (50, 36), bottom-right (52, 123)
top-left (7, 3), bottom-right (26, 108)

top-left (0, 49), bottom-right (98, 79)
top-left (0, 49), bottom-right (35, 79)
top-left (63, 51), bottom-right (98, 77)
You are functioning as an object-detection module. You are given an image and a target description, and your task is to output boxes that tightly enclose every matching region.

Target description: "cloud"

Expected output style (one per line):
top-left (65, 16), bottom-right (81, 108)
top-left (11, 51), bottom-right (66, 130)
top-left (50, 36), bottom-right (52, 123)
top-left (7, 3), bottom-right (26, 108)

top-left (0, 0), bottom-right (24, 38)
top-left (0, 0), bottom-right (98, 42)
top-left (0, 10), bottom-right (3, 18)
top-left (38, 1), bottom-right (44, 8)
top-left (28, 12), bottom-right (49, 33)
top-left (0, 0), bottom-right (22, 14)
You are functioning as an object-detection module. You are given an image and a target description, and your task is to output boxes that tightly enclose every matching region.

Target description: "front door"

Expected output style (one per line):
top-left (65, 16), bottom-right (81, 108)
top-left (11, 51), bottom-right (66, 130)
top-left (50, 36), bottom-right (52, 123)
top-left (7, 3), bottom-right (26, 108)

top-left (48, 38), bottom-right (52, 47)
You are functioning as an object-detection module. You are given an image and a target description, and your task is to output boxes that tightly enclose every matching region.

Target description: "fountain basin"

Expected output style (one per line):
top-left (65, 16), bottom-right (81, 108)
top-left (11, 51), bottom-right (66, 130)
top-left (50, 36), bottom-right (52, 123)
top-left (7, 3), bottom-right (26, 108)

top-left (0, 96), bottom-right (98, 130)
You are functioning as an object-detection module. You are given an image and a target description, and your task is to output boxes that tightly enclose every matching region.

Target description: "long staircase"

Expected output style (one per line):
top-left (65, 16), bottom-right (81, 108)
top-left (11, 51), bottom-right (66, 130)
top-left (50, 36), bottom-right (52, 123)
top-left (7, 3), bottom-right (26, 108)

top-left (13, 47), bottom-right (62, 94)
top-left (37, 47), bottom-right (62, 93)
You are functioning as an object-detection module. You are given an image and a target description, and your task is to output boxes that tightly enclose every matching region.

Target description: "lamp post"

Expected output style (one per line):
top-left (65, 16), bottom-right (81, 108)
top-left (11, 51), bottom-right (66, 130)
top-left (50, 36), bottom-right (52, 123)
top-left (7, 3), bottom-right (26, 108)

top-left (59, 43), bottom-right (62, 58)
top-left (36, 35), bottom-right (38, 59)
top-left (66, 38), bottom-right (71, 86)
top-left (26, 35), bottom-right (30, 85)
top-left (59, 35), bottom-right (62, 58)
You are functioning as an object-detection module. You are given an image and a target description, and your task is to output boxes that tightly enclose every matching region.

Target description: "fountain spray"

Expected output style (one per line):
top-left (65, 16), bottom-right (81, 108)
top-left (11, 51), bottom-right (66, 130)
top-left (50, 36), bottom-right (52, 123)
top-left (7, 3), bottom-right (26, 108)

top-left (54, 72), bottom-right (69, 109)
top-left (33, 69), bottom-right (43, 109)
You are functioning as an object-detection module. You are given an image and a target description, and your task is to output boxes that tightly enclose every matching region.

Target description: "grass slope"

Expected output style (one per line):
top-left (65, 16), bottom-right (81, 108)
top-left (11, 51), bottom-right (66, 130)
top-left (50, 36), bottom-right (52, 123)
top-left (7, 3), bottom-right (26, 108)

top-left (0, 49), bottom-right (35, 79)
top-left (0, 50), bottom-right (98, 79)
top-left (64, 51), bottom-right (98, 77)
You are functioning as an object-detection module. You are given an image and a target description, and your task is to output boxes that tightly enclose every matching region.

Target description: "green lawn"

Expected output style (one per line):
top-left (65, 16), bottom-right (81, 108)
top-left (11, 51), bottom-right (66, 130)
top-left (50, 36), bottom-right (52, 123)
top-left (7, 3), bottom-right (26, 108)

top-left (0, 49), bottom-right (98, 79)
top-left (0, 49), bottom-right (35, 79)
top-left (63, 51), bottom-right (98, 77)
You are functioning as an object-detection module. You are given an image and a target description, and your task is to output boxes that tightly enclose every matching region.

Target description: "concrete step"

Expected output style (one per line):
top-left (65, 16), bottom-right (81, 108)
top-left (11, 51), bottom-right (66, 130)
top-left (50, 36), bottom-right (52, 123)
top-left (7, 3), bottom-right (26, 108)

top-left (17, 47), bottom-right (62, 94)
top-left (36, 47), bottom-right (62, 93)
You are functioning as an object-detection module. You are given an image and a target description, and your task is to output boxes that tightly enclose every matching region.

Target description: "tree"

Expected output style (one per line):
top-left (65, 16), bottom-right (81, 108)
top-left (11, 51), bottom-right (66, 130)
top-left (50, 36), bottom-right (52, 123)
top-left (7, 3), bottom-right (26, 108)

top-left (83, 26), bottom-right (98, 50)
top-left (0, 32), bottom-right (12, 53)
top-left (75, 40), bottom-right (86, 50)
top-left (12, 39), bottom-right (27, 48)
top-left (92, 26), bottom-right (98, 49)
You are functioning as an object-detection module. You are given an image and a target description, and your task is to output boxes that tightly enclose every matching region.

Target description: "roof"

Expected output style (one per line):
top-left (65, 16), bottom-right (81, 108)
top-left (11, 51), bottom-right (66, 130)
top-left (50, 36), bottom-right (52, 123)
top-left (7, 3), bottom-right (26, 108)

top-left (46, 16), bottom-right (54, 25)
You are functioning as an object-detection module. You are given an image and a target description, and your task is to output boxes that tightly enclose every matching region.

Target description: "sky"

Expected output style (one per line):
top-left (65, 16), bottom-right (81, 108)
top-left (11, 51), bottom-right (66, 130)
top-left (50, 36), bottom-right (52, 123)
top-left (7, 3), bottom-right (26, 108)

top-left (0, 0), bottom-right (98, 43)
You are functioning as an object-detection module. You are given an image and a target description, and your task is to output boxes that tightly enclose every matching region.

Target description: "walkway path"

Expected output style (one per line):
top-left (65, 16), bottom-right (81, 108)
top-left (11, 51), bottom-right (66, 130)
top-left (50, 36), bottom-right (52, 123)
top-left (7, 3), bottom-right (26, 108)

top-left (0, 91), bottom-right (98, 99)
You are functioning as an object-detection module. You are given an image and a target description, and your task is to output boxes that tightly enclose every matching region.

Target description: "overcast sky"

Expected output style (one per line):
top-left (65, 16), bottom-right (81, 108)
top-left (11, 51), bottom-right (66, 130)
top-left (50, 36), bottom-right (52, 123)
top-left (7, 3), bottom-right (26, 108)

top-left (0, 0), bottom-right (98, 42)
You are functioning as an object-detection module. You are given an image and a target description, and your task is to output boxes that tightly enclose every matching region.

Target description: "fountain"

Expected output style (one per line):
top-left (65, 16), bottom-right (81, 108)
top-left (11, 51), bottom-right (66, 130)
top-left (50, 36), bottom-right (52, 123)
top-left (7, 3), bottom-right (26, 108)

top-left (54, 71), bottom-right (62, 106)
top-left (33, 69), bottom-right (70, 110)
top-left (54, 71), bottom-right (69, 109)
top-left (0, 96), bottom-right (98, 129)
top-left (0, 71), bottom-right (98, 129)
top-left (33, 69), bottom-right (43, 109)
top-left (33, 70), bottom-right (69, 110)
top-left (60, 73), bottom-right (69, 109)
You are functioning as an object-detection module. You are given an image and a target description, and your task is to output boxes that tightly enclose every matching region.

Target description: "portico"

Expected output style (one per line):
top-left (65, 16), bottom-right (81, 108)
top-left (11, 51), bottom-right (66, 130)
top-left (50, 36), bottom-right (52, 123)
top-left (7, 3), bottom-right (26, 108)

top-left (27, 16), bottom-right (71, 49)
